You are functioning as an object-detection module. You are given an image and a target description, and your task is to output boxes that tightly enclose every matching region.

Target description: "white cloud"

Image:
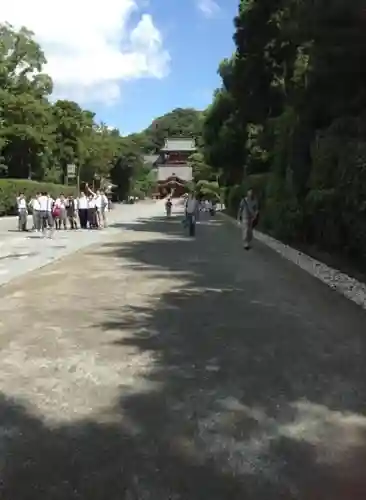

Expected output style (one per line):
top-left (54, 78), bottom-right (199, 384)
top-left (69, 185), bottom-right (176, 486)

top-left (0, 0), bottom-right (170, 104)
top-left (197, 0), bottom-right (220, 18)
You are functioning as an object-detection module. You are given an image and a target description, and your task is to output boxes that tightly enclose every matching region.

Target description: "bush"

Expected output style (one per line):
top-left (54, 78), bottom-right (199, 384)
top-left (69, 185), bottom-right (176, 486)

top-left (263, 195), bottom-right (304, 242)
top-left (226, 184), bottom-right (246, 217)
top-left (196, 180), bottom-right (223, 201)
top-left (260, 174), bottom-right (305, 241)
top-left (0, 179), bottom-right (77, 216)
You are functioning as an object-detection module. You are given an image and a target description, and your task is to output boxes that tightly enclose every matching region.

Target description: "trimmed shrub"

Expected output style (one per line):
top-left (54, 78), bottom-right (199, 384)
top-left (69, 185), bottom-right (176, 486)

top-left (0, 179), bottom-right (77, 216)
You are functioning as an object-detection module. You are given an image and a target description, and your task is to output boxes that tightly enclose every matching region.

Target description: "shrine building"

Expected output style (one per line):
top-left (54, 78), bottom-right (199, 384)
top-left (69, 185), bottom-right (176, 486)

top-left (152, 138), bottom-right (196, 198)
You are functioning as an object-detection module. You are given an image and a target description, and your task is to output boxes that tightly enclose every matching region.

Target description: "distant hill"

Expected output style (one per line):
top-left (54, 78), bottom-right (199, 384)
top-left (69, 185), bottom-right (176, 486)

top-left (124, 108), bottom-right (204, 154)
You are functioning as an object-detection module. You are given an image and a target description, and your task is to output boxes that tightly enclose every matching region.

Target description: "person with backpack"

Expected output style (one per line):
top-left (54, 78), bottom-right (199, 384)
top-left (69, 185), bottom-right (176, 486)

top-left (53, 194), bottom-right (67, 230)
top-left (237, 188), bottom-right (259, 250)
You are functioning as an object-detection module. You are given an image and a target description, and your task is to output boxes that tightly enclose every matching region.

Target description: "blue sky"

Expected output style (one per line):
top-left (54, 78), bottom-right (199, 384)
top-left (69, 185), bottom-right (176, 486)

top-left (1, 0), bottom-right (238, 135)
top-left (96, 0), bottom-right (238, 134)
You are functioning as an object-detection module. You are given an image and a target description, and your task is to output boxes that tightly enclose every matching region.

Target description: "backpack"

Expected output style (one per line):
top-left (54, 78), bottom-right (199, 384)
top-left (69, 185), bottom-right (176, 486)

top-left (52, 205), bottom-right (61, 217)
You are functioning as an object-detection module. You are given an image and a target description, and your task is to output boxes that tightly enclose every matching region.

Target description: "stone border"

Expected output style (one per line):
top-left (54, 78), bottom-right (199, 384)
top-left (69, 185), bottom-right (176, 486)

top-left (219, 212), bottom-right (366, 310)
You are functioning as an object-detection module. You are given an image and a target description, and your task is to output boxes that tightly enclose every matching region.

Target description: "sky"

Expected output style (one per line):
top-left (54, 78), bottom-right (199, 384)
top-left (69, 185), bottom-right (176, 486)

top-left (0, 0), bottom-right (238, 134)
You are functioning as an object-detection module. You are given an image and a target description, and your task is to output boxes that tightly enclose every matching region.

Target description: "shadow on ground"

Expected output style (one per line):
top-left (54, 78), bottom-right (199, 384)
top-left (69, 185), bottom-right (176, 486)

top-left (2, 214), bottom-right (366, 499)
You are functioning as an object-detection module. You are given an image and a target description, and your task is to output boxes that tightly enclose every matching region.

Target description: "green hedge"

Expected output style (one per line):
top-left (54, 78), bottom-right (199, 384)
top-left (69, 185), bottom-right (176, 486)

top-left (0, 179), bottom-right (77, 216)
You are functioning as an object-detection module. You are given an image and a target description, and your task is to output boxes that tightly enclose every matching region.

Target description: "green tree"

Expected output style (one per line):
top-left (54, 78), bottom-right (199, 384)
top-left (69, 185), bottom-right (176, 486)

top-left (0, 23), bottom-right (54, 180)
top-left (188, 152), bottom-right (215, 183)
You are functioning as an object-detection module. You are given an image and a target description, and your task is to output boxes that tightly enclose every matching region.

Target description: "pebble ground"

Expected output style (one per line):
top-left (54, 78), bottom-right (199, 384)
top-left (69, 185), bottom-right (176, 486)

top-left (0, 208), bottom-right (365, 499)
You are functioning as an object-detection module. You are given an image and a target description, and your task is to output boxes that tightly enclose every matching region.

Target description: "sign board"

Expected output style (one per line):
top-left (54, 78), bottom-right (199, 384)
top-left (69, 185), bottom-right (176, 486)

top-left (67, 164), bottom-right (76, 177)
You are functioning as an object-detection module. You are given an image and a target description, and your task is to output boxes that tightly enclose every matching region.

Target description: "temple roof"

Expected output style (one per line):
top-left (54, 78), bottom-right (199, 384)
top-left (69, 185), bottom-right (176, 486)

top-left (157, 165), bottom-right (193, 182)
top-left (161, 138), bottom-right (196, 152)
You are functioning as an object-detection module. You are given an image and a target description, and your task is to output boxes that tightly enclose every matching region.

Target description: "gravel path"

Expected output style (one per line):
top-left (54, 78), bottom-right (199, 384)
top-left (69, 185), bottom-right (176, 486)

top-left (0, 210), bottom-right (365, 499)
top-left (0, 202), bottom-right (162, 286)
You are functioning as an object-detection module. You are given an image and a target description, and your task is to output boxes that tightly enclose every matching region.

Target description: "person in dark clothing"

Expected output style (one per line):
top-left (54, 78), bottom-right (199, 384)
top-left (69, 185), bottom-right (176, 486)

top-left (66, 196), bottom-right (77, 229)
top-left (87, 195), bottom-right (98, 228)
top-left (165, 198), bottom-right (172, 217)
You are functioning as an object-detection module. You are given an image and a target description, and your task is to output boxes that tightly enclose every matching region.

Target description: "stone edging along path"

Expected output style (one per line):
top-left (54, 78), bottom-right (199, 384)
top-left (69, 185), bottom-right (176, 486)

top-left (219, 212), bottom-right (366, 311)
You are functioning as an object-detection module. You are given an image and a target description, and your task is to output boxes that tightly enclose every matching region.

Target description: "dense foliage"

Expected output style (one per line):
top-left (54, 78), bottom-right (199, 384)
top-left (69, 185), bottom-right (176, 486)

top-left (128, 108), bottom-right (204, 153)
top-left (202, 0), bottom-right (366, 265)
top-left (0, 23), bottom-right (124, 188)
top-left (0, 22), bottom-right (205, 208)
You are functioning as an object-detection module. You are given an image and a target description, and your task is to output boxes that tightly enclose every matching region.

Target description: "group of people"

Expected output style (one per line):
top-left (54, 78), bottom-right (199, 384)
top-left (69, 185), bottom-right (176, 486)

top-left (180, 188), bottom-right (259, 249)
top-left (16, 185), bottom-right (110, 236)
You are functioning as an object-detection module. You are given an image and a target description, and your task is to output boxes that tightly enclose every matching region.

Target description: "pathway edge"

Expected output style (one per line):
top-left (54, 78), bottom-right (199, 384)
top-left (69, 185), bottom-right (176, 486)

top-left (219, 211), bottom-right (366, 310)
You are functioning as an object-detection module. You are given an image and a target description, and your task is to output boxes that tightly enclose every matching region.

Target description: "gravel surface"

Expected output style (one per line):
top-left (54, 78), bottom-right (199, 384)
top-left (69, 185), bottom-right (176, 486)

top-left (220, 212), bottom-right (366, 310)
top-left (0, 209), bottom-right (365, 499)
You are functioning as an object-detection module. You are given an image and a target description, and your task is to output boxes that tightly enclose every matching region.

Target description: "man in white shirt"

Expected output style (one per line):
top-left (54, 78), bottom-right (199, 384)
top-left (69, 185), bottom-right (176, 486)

top-left (77, 192), bottom-right (89, 229)
top-left (87, 195), bottom-right (98, 228)
top-left (92, 189), bottom-right (102, 228)
top-left (97, 190), bottom-right (109, 228)
top-left (29, 193), bottom-right (40, 231)
top-left (87, 186), bottom-right (109, 228)
top-left (38, 192), bottom-right (54, 236)
top-left (16, 193), bottom-right (28, 231)
top-left (185, 193), bottom-right (198, 236)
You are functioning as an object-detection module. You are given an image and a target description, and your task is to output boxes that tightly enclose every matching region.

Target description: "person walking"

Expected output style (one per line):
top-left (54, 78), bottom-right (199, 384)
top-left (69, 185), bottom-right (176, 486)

top-left (165, 197), bottom-right (172, 217)
top-left (185, 192), bottom-right (198, 236)
top-left (237, 188), bottom-right (259, 250)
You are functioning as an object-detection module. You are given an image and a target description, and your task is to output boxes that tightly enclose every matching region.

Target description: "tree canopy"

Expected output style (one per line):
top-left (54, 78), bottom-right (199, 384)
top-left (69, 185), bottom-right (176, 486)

top-left (125, 107), bottom-right (204, 154)
top-left (7, 2), bottom-right (365, 267)
top-left (0, 23), bottom-right (204, 201)
top-left (0, 23), bottom-right (123, 188)
top-left (201, 0), bottom-right (366, 265)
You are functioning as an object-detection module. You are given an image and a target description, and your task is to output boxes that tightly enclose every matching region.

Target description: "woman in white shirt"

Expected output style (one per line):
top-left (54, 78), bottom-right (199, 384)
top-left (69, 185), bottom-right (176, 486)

top-left (53, 194), bottom-right (67, 230)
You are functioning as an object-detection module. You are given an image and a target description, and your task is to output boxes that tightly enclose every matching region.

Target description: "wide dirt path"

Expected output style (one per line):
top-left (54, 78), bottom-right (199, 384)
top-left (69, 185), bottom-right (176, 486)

top-left (0, 212), bottom-right (366, 499)
top-left (0, 201), bottom-right (161, 286)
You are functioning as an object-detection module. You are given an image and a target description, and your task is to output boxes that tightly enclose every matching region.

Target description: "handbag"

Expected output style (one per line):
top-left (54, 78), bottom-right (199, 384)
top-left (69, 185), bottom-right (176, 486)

top-left (242, 198), bottom-right (259, 228)
top-left (52, 206), bottom-right (61, 217)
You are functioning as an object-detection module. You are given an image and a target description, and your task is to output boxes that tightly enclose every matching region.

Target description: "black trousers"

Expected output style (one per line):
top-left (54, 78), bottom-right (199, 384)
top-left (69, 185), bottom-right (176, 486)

top-left (88, 207), bottom-right (98, 228)
top-left (78, 209), bottom-right (88, 229)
